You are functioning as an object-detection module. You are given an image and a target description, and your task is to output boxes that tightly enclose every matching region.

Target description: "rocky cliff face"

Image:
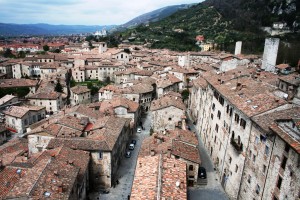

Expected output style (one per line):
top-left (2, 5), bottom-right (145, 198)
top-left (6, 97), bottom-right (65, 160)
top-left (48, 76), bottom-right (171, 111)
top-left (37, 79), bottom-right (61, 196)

top-left (204, 0), bottom-right (299, 31)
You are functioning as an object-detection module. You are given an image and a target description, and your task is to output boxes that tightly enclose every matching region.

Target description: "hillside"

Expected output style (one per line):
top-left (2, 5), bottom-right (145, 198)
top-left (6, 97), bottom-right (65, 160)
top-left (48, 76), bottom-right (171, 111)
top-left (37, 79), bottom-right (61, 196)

top-left (120, 4), bottom-right (194, 29)
top-left (118, 0), bottom-right (299, 55)
top-left (0, 23), bottom-right (116, 36)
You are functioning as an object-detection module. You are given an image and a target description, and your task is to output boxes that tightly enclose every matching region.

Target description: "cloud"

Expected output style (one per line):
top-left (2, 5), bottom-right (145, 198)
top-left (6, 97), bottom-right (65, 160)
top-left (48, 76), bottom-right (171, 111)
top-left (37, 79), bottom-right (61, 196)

top-left (0, 0), bottom-right (202, 25)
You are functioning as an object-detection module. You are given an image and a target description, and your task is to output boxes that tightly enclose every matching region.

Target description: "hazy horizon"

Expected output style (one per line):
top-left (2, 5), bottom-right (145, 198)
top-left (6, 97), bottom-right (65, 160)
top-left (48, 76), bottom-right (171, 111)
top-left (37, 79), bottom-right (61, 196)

top-left (0, 0), bottom-right (202, 26)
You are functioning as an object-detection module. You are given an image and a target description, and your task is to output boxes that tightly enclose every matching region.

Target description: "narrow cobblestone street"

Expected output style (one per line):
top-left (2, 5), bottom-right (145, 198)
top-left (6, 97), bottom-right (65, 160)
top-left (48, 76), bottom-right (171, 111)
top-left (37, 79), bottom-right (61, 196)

top-left (89, 113), bottom-right (152, 200)
top-left (186, 116), bottom-right (229, 200)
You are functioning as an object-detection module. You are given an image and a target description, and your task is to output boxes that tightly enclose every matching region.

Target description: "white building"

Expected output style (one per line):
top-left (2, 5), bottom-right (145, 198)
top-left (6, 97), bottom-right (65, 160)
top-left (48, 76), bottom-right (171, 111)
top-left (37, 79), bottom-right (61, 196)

top-left (27, 91), bottom-right (63, 115)
top-left (3, 106), bottom-right (46, 134)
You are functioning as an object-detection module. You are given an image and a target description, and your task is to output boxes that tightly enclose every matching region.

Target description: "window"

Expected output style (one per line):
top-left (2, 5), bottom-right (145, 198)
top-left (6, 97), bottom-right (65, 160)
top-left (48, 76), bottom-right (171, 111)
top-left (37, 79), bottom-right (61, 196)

top-left (229, 108), bottom-right (233, 116)
top-left (219, 96), bottom-right (224, 106)
top-left (276, 176), bottom-right (282, 189)
top-left (256, 184), bottom-right (260, 194)
top-left (235, 165), bottom-right (238, 173)
top-left (211, 114), bottom-right (214, 119)
top-left (253, 154), bottom-right (256, 163)
top-left (133, 98), bottom-right (135, 101)
top-left (189, 165), bottom-right (194, 171)
top-left (214, 136), bottom-right (217, 143)
top-left (240, 119), bottom-right (246, 129)
top-left (281, 156), bottom-right (287, 169)
top-left (214, 91), bottom-right (219, 99)
top-left (212, 103), bottom-right (215, 111)
top-left (98, 151), bottom-right (103, 160)
top-left (234, 114), bottom-right (240, 123)
top-left (263, 165), bottom-right (266, 173)
top-left (284, 143), bottom-right (290, 153)
top-left (217, 111), bottom-right (221, 119)
top-left (168, 117), bottom-right (172, 121)
top-left (215, 124), bottom-right (219, 133)
top-left (249, 150), bottom-right (252, 159)
top-left (247, 175), bottom-right (251, 183)
top-left (229, 157), bottom-right (232, 164)
top-left (49, 102), bottom-right (52, 105)
top-left (226, 105), bottom-right (230, 113)
top-left (265, 145), bottom-right (269, 155)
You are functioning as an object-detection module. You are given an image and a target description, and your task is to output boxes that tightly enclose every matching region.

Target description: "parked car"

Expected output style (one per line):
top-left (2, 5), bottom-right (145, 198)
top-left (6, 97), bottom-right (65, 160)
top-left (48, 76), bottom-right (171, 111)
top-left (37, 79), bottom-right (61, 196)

top-left (198, 167), bottom-right (207, 179)
top-left (125, 151), bottom-right (131, 158)
top-left (129, 143), bottom-right (135, 150)
top-left (131, 139), bottom-right (137, 145)
top-left (137, 127), bottom-right (142, 133)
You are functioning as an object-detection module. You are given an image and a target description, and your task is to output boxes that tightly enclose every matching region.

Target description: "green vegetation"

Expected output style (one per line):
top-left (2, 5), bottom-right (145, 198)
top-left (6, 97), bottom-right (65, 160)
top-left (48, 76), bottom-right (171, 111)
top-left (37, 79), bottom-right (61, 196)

top-left (17, 51), bottom-right (26, 58)
top-left (115, 0), bottom-right (299, 63)
top-left (74, 79), bottom-right (112, 95)
top-left (54, 80), bottom-right (63, 93)
top-left (43, 45), bottom-right (49, 51)
top-left (3, 49), bottom-right (15, 58)
top-left (0, 87), bottom-right (30, 98)
top-left (181, 89), bottom-right (190, 100)
top-left (85, 35), bottom-right (119, 48)
top-left (150, 127), bottom-right (154, 136)
top-left (70, 79), bottom-right (76, 87)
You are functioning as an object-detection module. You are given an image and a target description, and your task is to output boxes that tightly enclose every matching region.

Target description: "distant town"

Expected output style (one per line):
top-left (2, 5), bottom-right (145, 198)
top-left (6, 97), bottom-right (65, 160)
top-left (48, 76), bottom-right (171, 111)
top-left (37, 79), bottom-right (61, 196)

top-left (0, 33), bottom-right (299, 200)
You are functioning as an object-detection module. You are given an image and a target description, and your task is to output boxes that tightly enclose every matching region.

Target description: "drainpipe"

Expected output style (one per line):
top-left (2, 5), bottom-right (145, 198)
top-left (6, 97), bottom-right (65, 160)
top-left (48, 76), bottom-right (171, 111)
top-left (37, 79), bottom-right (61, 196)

top-left (260, 134), bottom-right (276, 200)
top-left (237, 121), bottom-right (253, 199)
top-left (220, 104), bottom-right (234, 183)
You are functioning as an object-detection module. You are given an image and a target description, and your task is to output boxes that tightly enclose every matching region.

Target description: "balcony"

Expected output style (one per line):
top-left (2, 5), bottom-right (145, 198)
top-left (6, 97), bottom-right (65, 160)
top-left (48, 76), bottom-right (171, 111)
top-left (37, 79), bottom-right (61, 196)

top-left (230, 137), bottom-right (243, 153)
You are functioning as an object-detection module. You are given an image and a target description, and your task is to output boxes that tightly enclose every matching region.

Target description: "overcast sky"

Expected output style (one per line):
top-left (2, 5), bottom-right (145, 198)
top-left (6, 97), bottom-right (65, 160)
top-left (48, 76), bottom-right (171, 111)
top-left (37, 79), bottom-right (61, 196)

top-left (0, 0), bottom-right (202, 25)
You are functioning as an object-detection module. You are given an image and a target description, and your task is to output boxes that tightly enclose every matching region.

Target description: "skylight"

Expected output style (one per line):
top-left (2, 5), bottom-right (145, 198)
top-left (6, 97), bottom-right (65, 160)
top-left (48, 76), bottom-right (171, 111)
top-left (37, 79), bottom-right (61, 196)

top-left (44, 192), bottom-right (51, 197)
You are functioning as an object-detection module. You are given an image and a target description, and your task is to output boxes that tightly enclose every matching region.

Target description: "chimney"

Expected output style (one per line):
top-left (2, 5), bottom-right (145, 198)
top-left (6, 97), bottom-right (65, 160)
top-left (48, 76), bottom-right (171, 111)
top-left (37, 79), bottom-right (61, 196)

top-left (167, 148), bottom-right (171, 158)
top-left (57, 184), bottom-right (63, 193)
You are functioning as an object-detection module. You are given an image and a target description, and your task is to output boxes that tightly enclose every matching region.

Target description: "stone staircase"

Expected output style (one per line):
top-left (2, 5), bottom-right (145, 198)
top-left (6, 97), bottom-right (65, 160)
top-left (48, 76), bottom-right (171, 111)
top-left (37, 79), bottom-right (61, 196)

top-left (197, 178), bottom-right (208, 186)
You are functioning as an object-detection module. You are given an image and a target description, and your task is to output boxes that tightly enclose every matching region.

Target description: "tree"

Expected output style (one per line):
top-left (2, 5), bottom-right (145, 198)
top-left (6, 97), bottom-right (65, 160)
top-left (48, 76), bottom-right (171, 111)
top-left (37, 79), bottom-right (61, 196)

top-left (70, 79), bottom-right (76, 87)
top-left (3, 49), bottom-right (15, 58)
top-left (181, 89), bottom-right (190, 100)
top-left (52, 49), bottom-right (61, 53)
top-left (18, 51), bottom-right (26, 58)
top-left (87, 82), bottom-right (93, 89)
top-left (43, 45), bottom-right (49, 51)
top-left (55, 80), bottom-right (63, 93)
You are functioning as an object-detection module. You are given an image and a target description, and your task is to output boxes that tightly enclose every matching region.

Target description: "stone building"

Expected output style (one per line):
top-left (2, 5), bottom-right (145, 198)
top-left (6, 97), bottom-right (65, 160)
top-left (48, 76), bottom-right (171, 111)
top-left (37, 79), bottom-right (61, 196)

top-left (239, 107), bottom-right (300, 200)
top-left (150, 93), bottom-right (186, 132)
top-left (0, 146), bottom-right (90, 200)
top-left (70, 85), bottom-right (91, 106)
top-left (27, 114), bottom-right (132, 190)
top-left (261, 38), bottom-right (280, 72)
top-left (188, 66), bottom-right (297, 199)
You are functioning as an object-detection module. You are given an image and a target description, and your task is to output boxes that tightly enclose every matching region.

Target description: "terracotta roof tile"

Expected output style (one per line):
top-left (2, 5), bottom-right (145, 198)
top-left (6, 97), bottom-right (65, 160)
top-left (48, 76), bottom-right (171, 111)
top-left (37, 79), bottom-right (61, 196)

top-left (151, 93), bottom-right (186, 111)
